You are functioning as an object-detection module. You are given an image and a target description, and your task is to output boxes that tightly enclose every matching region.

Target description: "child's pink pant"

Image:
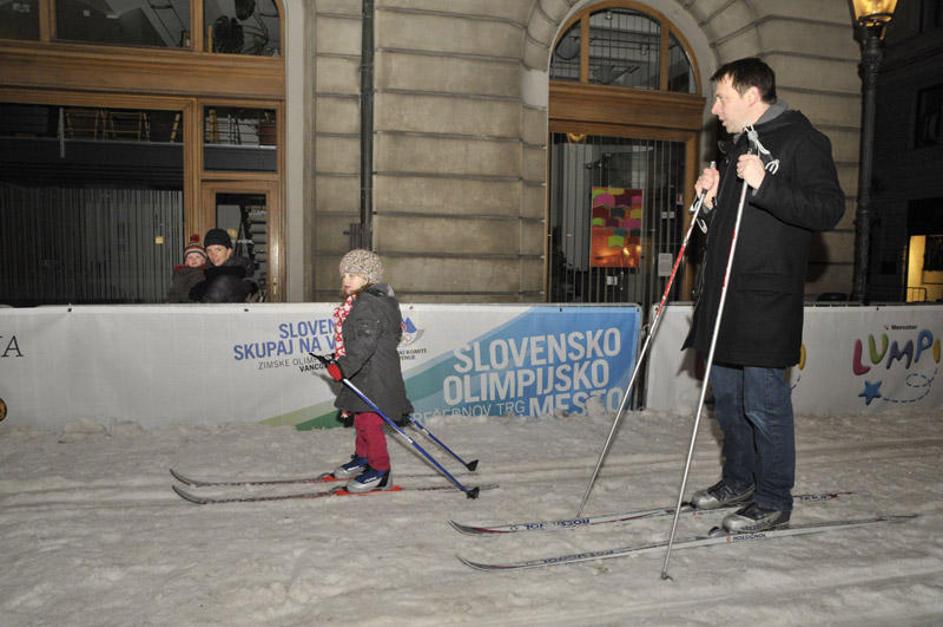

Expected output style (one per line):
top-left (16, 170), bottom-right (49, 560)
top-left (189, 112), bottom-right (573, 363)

top-left (353, 412), bottom-right (390, 471)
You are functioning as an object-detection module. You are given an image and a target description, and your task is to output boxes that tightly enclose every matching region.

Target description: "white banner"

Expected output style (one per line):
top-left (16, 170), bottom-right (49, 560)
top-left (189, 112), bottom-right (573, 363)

top-left (0, 304), bottom-right (641, 429)
top-left (645, 304), bottom-right (943, 415)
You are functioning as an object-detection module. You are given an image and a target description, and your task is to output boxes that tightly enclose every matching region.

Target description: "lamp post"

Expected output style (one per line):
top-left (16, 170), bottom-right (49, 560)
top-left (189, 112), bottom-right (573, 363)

top-left (850, 0), bottom-right (898, 302)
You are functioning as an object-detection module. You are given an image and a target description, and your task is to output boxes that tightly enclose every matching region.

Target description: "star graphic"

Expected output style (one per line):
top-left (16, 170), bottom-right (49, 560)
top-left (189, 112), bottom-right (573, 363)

top-left (858, 380), bottom-right (882, 406)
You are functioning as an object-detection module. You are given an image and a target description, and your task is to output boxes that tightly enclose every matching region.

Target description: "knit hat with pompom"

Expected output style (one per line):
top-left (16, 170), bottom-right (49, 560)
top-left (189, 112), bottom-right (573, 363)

top-left (339, 249), bottom-right (383, 285)
top-left (183, 234), bottom-right (207, 261)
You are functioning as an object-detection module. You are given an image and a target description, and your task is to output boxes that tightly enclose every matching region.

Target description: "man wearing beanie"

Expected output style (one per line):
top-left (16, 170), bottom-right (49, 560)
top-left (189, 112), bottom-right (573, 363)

top-left (166, 235), bottom-right (207, 303)
top-left (324, 249), bottom-right (413, 492)
top-left (189, 227), bottom-right (259, 302)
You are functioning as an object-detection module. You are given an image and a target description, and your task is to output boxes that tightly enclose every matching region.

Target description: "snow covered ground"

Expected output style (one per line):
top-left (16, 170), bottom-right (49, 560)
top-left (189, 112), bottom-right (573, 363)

top-left (2, 408), bottom-right (942, 626)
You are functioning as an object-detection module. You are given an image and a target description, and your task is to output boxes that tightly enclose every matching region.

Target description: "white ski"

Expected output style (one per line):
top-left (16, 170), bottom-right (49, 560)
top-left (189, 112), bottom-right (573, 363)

top-left (457, 514), bottom-right (916, 572)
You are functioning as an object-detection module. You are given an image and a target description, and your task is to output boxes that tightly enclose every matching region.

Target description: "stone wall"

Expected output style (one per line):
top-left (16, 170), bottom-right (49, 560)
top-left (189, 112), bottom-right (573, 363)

top-left (305, 0), bottom-right (863, 302)
top-left (677, 0), bottom-right (861, 298)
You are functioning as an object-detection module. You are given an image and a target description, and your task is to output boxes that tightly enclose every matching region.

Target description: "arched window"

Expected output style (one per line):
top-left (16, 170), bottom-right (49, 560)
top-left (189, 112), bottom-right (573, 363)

top-left (546, 3), bottom-right (704, 308)
top-left (551, 4), bottom-right (697, 94)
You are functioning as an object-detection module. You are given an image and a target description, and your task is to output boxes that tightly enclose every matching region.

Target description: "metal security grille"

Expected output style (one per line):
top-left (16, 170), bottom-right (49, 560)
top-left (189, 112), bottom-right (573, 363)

top-left (0, 184), bottom-right (182, 305)
top-left (587, 8), bottom-right (660, 88)
top-left (548, 132), bottom-right (688, 316)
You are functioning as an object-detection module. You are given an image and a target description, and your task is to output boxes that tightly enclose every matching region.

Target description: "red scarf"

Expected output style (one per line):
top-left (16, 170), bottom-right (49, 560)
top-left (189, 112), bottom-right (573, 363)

top-left (332, 294), bottom-right (355, 356)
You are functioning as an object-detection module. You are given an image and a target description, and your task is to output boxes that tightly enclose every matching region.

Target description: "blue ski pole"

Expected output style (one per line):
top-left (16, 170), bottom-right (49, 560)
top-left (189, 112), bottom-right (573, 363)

top-left (406, 416), bottom-right (479, 471)
top-left (311, 353), bottom-right (480, 499)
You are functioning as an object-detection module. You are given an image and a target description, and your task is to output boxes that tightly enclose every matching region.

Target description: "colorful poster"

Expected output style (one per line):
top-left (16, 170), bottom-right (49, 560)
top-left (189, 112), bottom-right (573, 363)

top-left (590, 186), bottom-right (643, 269)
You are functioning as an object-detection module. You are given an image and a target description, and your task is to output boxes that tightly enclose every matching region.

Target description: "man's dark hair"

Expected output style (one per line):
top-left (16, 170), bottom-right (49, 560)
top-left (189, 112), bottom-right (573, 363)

top-left (711, 57), bottom-right (777, 103)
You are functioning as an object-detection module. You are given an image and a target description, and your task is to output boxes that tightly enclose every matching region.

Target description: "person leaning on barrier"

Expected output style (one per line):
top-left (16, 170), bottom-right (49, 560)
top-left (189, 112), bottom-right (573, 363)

top-left (189, 228), bottom-right (258, 303)
top-left (166, 235), bottom-right (207, 303)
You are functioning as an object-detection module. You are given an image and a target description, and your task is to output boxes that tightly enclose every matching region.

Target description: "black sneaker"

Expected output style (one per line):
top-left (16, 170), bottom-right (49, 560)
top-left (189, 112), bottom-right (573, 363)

top-left (690, 479), bottom-right (755, 510)
top-left (722, 502), bottom-right (790, 532)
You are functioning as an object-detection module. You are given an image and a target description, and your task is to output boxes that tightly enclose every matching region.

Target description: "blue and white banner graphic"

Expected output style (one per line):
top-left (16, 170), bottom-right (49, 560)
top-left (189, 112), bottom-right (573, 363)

top-left (0, 304), bottom-right (641, 430)
top-left (646, 304), bottom-right (943, 416)
top-left (402, 305), bottom-right (640, 421)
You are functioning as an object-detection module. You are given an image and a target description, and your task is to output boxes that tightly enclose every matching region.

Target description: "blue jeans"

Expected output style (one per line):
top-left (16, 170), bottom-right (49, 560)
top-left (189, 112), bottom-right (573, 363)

top-left (709, 364), bottom-right (795, 512)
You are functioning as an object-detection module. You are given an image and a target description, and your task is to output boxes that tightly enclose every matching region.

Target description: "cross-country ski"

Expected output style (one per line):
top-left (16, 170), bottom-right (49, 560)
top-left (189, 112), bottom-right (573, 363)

top-left (169, 467), bottom-right (461, 488)
top-left (457, 515), bottom-right (918, 572)
top-left (449, 491), bottom-right (851, 535)
top-left (170, 467), bottom-right (337, 487)
top-left (172, 482), bottom-right (499, 505)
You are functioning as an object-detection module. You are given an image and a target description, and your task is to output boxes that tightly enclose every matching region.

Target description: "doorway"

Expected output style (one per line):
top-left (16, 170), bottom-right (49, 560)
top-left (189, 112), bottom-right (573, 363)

top-left (201, 181), bottom-right (281, 301)
top-left (548, 131), bottom-right (688, 312)
top-left (546, 2), bottom-right (705, 312)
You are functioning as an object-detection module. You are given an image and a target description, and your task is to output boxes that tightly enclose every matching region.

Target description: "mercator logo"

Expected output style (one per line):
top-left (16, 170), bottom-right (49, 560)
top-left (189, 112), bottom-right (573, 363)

top-left (1, 335), bottom-right (24, 358)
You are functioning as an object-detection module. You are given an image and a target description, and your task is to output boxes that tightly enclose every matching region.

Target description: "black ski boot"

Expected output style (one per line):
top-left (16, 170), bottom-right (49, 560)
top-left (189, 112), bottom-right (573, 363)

top-left (690, 479), bottom-right (755, 510)
top-left (722, 502), bottom-right (791, 532)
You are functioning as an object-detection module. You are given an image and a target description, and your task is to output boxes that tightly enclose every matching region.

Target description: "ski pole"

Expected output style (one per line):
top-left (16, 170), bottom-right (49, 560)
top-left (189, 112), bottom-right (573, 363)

top-left (575, 169), bottom-right (713, 517)
top-left (661, 140), bottom-right (763, 580)
top-left (310, 353), bottom-right (480, 499)
top-left (407, 416), bottom-right (479, 471)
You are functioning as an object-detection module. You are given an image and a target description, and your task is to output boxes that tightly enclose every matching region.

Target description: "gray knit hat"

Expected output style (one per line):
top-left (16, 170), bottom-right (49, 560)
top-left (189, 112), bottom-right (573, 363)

top-left (339, 249), bottom-right (383, 285)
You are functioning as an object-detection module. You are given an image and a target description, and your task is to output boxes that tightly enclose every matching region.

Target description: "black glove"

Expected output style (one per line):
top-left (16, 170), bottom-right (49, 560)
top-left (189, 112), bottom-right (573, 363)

top-left (394, 414), bottom-right (412, 428)
top-left (336, 410), bottom-right (354, 428)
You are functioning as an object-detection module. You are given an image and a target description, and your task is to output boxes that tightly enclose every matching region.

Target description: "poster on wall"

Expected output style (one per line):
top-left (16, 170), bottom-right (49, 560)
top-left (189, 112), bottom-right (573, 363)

top-left (590, 186), bottom-right (643, 269)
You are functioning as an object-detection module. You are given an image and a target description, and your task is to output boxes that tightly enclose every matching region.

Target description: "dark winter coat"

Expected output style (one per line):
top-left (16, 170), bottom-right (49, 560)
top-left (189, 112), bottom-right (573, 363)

top-left (190, 255), bottom-right (258, 303)
top-left (334, 284), bottom-right (413, 419)
top-left (166, 265), bottom-right (204, 303)
top-left (683, 109), bottom-right (845, 367)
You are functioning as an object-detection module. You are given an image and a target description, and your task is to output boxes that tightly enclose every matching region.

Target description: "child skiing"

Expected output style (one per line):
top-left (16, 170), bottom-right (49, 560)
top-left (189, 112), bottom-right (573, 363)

top-left (323, 249), bottom-right (413, 492)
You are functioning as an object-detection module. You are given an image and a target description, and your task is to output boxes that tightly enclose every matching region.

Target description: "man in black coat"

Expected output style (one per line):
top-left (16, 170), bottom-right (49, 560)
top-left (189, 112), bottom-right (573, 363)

top-left (683, 58), bottom-right (845, 532)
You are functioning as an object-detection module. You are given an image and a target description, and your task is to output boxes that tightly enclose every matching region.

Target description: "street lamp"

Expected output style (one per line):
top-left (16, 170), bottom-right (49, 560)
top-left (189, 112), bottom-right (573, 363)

top-left (850, 0), bottom-right (898, 302)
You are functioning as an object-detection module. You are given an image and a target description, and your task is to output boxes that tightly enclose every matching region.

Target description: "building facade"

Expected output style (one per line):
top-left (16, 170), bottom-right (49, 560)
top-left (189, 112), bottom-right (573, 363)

top-left (869, 0), bottom-right (943, 302)
top-left (1, 0), bottom-right (867, 309)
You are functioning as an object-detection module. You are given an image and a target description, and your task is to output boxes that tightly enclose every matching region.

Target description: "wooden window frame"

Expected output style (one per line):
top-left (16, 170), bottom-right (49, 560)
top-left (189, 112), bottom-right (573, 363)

top-left (0, 0), bottom-right (286, 301)
top-left (25, 0), bottom-right (285, 55)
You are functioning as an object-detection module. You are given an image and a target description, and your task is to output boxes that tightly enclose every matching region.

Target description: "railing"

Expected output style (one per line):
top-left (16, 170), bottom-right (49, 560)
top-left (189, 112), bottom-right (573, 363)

top-left (907, 286), bottom-right (928, 302)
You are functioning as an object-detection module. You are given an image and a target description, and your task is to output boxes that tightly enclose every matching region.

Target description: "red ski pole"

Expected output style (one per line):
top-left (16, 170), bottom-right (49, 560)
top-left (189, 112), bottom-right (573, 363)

top-left (576, 164), bottom-right (715, 517)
